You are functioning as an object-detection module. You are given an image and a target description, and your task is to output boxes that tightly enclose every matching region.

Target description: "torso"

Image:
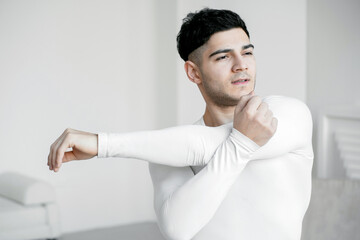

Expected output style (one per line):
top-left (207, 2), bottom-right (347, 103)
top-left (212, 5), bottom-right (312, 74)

top-left (190, 117), bottom-right (312, 240)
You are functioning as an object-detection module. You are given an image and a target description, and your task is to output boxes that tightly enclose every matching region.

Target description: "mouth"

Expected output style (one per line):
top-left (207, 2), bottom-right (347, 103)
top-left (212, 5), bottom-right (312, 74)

top-left (231, 79), bottom-right (250, 85)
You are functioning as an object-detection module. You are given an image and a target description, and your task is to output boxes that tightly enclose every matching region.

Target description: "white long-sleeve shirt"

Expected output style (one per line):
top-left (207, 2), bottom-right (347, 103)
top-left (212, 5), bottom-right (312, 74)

top-left (98, 95), bottom-right (314, 240)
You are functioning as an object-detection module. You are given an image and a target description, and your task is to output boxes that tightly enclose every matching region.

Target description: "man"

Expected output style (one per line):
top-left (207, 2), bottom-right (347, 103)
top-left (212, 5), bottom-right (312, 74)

top-left (48, 8), bottom-right (313, 240)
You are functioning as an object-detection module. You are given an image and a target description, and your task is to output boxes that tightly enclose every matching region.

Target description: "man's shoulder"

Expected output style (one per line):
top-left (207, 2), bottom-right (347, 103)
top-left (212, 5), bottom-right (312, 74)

top-left (263, 95), bottom-right (305, 105)
top-left (263, 95), bottom-right (311, 116)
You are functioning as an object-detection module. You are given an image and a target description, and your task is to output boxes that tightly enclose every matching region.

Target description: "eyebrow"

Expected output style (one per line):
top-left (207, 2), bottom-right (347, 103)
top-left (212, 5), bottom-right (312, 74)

top-left (208, 44), bottom-right (255, 58)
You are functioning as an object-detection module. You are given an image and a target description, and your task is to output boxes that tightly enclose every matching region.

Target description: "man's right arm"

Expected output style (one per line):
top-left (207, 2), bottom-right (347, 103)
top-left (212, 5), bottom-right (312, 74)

top-left (149, 127), bottom-right (260, 240)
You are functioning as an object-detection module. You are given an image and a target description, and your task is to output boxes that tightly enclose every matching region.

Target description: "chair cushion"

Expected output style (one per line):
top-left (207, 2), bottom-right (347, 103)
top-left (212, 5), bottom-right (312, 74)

top-left (0, 196), bottom-right (47, 230)
top-left (0, 172), bottom-right (55, 205)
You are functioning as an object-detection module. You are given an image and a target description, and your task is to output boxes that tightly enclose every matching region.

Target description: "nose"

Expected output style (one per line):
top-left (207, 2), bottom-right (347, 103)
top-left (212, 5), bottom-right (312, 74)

top-left (232, 55), bottom-right (248, 72)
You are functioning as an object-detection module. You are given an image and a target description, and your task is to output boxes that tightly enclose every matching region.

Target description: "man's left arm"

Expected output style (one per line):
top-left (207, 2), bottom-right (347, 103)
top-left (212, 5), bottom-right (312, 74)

top-left (97, 96), bottom-right (313, 164)
top-left (48, 96), bottom-right (313, 170)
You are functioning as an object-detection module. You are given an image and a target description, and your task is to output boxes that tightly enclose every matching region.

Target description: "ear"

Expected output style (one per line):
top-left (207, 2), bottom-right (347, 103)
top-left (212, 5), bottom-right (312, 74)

top-left (184, 61), bottom-right (202, 84)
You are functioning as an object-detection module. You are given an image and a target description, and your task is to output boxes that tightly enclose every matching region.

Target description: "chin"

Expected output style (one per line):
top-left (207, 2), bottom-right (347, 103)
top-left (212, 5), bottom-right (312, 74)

top-left (235, 89), bottom-right (252, 98)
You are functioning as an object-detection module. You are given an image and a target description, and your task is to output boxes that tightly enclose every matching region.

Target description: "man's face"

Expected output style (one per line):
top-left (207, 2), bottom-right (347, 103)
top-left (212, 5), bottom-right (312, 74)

top-left (198, 28), bottom-right (256, 107)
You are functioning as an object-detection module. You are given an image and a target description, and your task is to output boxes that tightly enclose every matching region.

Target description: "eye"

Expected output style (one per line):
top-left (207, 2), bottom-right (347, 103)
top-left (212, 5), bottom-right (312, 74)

top-left (216, 55), bottom-right (229, 61)
top-left (244, 51), bottom-right (253, 56)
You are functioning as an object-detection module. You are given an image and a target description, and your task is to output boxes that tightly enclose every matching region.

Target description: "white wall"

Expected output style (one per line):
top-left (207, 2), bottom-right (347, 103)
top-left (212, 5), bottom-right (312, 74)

top-left (176, 0), bottom-right (307, 124)
top-left (307, 0), bottom-right (360, 114)
top-left (307, 0), bottom-right (360, 175)
top-left (0, 0), bottom-right (158, 233)
top-left (154, 0), bottom-right (178, 128)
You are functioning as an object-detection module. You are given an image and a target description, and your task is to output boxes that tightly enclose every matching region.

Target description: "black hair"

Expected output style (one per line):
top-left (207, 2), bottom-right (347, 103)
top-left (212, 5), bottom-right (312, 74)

top-left (177, 8), bottom-right (250, 61)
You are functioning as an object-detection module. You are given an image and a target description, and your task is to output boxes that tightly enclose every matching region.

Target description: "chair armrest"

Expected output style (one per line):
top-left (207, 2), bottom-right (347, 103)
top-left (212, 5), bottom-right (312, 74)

top-left (0, 172), bottom-right (56, 205)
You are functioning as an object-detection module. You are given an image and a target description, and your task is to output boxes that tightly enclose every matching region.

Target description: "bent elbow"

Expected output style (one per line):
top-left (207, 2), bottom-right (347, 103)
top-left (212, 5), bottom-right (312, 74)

top-left (157, 212), bottom-right (198, 240)
top-left (156, 204), bottom-right (198, 240)
top-left (158, 223), bottom-right (195, 240)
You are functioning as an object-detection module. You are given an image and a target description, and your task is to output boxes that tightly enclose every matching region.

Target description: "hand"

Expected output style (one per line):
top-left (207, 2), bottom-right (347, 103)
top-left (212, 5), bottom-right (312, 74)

top-left (233, 91), bottom-right (278, 146)
top-left (47, 128), bottom-right (98, 172)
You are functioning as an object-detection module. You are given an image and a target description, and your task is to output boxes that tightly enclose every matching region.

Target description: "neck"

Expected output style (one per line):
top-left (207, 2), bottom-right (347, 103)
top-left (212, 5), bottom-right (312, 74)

top-left (203, 103), bottom-right (235, 127)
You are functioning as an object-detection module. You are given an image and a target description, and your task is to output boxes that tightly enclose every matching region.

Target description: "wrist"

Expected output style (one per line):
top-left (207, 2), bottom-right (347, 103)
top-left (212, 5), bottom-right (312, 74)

top-left (97, 132), bottom-right (108, 158)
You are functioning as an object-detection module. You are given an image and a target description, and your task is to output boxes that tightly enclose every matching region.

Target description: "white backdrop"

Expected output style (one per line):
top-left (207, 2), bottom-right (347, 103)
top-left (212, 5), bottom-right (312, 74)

top-left (307, 0), bottom-right (360, 118)
top-left (0, 0), bottom-right (158, 233)
top-left (306, 0), bottom-right (360, 175)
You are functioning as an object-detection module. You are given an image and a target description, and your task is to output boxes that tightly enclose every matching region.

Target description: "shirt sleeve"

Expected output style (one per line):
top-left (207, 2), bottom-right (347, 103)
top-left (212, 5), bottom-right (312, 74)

top-left (252, 96), bottom-right (313, 160)
top-left (97, 123), bottom-right (232, 166)
top-left (97, 96), bottom-right (313, 166)
top-left (149, 128), bottom-right (259, 239)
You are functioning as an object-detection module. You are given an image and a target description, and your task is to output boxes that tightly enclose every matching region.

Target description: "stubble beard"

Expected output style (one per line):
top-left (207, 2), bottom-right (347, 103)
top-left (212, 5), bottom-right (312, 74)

top-left (202, 75), bottom-right (256, 108)
top-left (202, 81), bottom-right (239, 107)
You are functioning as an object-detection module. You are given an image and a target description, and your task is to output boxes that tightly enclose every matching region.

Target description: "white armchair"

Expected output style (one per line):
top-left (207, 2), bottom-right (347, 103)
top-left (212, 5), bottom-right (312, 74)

top-left (0, 172), bottom-right (61, 240)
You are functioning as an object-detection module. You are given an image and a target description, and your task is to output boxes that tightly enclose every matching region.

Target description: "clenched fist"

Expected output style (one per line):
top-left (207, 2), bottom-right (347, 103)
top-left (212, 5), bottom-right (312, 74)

top-left (47, 128), bottom-right (98, 172)
top-left (234, 91), bottom-right (278, 146)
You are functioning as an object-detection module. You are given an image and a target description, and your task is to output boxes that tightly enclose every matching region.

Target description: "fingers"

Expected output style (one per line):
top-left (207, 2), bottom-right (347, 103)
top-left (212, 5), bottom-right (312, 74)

top-left (242, 95), bottom-right (262, 115)
top-left (271, 117), bottom-right (278, 132)
top-left (53, 141), bottom-right (68, 172)
top-left (257, 102), bottom-right (278, 133)
top-left (257, 102), bottom-right (274, 124)
top-left (256, 102), bottom-right (269, 115)
top-left (233, 92), bottom-right (278, 146)
top-left (48, 128), bottom-right (98, 172)
top-left (264, 107), bottom-right (273, 119)
top-left (51, 134), bottom-right (65, 171)
top-left (48, 130), bottom-right (65, 171)
top-left (48, 128), bottom-right (74, 172)
top-left (241, 95), bottom-right (273, 124)
top-left (236, 91), bottom-right (255, 113)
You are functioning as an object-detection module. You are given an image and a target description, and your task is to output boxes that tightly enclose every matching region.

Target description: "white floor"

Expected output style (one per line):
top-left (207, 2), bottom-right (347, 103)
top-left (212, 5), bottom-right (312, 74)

top-left (60, 222), bottom-right (165, 240)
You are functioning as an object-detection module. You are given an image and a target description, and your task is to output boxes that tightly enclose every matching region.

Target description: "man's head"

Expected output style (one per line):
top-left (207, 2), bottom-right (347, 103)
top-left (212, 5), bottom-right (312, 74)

top-left (177, 8), bottom-right (256, 108)
top-left (177, 8), bottom-right (250, 63)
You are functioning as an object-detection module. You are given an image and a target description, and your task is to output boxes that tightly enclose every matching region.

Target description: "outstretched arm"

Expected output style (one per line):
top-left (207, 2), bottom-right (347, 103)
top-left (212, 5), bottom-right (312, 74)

top-left (48, 92), bottom-right (274, 170)
top-left (96, 96), bottom-right (312, 164)
top-left (47, 95), bottom-right (311, 171)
